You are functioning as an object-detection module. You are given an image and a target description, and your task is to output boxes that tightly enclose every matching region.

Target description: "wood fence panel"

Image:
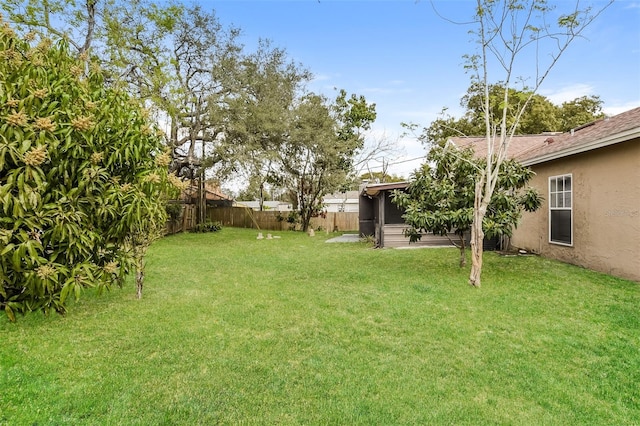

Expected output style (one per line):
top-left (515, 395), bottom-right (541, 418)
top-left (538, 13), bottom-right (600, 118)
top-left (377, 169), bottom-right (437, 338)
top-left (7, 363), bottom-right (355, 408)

top-left (208, 206), bottom-right (255, 229)
top-left (310, 212), bottom-right (359, 232)
top-left (206, 207), bottom-right (359, 232)
top-left (182, 205), bottom-right (196, 231)
top-left (165, 221), bottom-right (180, 235)
top-left (165, 204), bottom-right (197, 234)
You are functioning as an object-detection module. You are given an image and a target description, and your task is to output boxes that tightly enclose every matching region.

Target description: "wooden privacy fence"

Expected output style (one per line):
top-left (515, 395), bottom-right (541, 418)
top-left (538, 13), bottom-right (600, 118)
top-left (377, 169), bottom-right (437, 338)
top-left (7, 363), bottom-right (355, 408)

top-left (310, 211), bottom-right (359, 232)
top-left (165, 204), bottom-right (197, 235)
top-left (206, 206), bottom-right (359, 232)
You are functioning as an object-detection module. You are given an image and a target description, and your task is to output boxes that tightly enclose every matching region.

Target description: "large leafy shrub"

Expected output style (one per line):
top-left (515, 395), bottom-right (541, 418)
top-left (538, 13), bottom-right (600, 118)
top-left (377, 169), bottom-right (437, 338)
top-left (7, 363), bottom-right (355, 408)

top-left (0, 18), bottom-right (178, 320)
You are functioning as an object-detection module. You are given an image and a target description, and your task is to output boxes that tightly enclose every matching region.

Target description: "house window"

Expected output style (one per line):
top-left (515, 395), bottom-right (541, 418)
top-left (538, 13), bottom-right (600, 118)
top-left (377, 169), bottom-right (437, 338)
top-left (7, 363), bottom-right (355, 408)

top-left (549, 174), bottom-right (572, 246)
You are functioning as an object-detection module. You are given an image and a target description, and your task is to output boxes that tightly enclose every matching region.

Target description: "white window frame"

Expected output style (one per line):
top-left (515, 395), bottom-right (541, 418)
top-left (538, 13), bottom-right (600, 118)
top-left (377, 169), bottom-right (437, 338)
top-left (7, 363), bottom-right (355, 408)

top-left (548, 174), bottom-right (573, 246)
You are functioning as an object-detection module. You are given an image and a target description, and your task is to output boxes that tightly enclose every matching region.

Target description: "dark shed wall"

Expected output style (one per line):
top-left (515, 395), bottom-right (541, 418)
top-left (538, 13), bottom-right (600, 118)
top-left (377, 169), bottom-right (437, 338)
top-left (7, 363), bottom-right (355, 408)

top-left (359, 194), bottom-right (375, 237)
top-left (384, 190), bottom-right (405, 224)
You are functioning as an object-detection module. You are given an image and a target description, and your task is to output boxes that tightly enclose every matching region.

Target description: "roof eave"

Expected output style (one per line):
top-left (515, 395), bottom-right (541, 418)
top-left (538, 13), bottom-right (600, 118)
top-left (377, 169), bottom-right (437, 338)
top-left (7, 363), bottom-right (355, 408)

top-left (362, 181), bottom-right (410, 197)
top-left (521, 128), bottom-right (640, 166)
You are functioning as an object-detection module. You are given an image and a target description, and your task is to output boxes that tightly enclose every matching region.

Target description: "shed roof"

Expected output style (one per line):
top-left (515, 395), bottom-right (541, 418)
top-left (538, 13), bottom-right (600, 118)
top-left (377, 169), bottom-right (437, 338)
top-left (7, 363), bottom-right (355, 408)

top-left (361, 181), bottom-right (409, 197)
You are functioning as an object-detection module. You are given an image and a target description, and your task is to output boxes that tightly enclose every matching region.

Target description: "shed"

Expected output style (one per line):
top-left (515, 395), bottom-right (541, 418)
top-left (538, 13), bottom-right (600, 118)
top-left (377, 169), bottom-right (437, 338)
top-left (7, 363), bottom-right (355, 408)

top-left (359, 181), bottom-right (455, 248)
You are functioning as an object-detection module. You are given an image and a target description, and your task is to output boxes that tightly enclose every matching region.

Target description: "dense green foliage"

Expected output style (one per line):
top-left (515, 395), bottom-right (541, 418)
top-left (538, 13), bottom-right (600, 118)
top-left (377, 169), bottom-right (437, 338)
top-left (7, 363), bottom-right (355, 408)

top-left (223, 39), bottom-right (311, 209)
top-left (392, 145), bottom-right (542, 266)
top-left (1, 228), bottom-right (638, 424)
top-left (0, 19), bottom-right (173, 319)
top-left (102, 2), bottom-right (244, 182)
top-left (420, 83), bottom-right (605, 146)
top-left (1, 1), bottom-right (382, 227)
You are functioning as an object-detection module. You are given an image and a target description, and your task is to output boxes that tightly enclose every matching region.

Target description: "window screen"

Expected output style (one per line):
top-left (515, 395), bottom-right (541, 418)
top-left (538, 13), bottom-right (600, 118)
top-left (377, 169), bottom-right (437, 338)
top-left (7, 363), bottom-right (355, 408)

top-left (549, 175), bottom-right (572, 245)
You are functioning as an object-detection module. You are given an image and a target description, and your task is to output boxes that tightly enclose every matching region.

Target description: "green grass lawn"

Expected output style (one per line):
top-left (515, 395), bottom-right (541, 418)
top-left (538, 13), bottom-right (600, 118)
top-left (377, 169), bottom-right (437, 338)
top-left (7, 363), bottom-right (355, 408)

top-left (1, 228), bottom-right (639, 425)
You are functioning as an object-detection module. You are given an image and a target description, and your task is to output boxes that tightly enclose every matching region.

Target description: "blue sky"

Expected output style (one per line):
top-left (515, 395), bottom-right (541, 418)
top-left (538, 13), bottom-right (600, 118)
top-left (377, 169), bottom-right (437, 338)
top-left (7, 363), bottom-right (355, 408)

top-left (208, 0), bottom-right (640, 178)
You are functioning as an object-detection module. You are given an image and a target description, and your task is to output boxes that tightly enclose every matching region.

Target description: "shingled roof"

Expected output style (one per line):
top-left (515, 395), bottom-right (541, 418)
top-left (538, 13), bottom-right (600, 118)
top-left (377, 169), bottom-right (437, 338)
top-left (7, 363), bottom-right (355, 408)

top-left (448, 106), bottom-right (640, 166)
top-left (450, 134), bottom-right (552, 162)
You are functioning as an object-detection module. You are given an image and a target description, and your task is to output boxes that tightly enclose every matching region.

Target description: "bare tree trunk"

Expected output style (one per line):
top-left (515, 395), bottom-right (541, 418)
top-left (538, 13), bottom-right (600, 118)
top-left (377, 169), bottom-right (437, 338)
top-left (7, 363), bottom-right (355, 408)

top-left (301, 209), bottom-right (311, 232)
top-left (135, 255), bottom-right (145, 299)
top-left (458, 233), bottom-right (466, 268)
top-left (200, 173), bottom-right (206, 224)
top-left (79, 0), bottom-right (97, 55)
top-left (469, 178), bottom-right (487, 287)
top-left (136, 270), bottom-right (144, 299)
top-left (469, 218), bottom-right (484, 287)
top-left (259, 182), bottom-right (265, 211)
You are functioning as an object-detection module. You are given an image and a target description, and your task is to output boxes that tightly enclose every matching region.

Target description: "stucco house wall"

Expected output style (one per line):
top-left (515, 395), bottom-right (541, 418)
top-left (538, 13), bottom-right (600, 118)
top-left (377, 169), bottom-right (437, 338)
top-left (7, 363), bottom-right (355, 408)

top-left (512, 137), bottom-right (640, 281)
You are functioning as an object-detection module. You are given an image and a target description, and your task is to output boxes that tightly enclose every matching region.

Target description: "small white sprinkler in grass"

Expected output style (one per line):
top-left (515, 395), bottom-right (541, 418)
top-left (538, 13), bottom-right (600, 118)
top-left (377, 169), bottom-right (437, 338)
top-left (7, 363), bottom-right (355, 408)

top-left (308, 228), bottom-right (315, 237)
top-left (257, 232), bottom-right (264, 239)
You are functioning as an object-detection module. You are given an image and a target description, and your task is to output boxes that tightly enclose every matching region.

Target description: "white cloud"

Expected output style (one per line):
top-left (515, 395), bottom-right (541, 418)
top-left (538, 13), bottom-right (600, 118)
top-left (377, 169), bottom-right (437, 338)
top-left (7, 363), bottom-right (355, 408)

top-left (603, 101), bottom-right (640, 116)
top-left (541, 83), bottom-right (595, 105)
top-left (540, 84), bottom-right (639, 116)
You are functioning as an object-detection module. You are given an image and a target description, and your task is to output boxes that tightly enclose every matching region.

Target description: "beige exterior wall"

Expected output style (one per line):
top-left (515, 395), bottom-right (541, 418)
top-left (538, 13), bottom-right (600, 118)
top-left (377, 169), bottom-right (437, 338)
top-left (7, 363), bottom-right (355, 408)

top-left (511, 139), bottom-right (640, 282)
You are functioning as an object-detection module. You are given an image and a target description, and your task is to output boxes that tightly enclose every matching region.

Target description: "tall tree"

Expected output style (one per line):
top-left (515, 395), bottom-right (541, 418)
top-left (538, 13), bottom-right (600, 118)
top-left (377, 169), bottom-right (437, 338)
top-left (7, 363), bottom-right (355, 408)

top-left (281, 91), bottom-right (375, 232)
top-left (281, 94), bottom-right (343, 232)
top-left (462, 0), bottom-right (611, 286)
top-left (223, 40), bottom-right (311, 210)
top-left (558, 95), bottom-right (605, 131)
top-left (3, 1), bottom-right (245, 224)
top-left (461, 83), bottom-right (561, 135)
top-left (392, 145), bottom-right (541, 268)
top-left (422, 83), bottom-right (604, 146)
top-left (101, 1), bottom-right (246, 223)
top-left (103, 7), bottom-right (240, 159)
top-left (333, 89), bottom-right (378, 184)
